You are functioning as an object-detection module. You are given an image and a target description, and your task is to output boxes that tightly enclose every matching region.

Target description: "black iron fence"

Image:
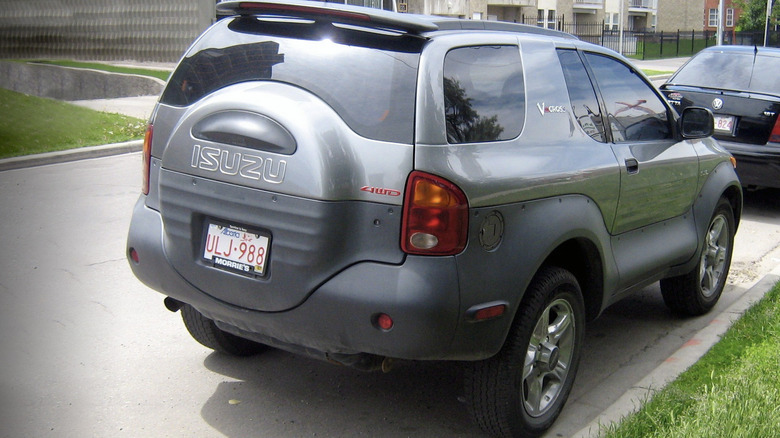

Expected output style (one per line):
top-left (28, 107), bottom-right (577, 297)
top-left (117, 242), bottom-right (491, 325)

top-left (521, 15), bottom-right (780, 60)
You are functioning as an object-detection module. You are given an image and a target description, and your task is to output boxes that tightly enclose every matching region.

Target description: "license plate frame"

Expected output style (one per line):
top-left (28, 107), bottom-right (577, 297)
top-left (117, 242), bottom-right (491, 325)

top-left (713, 114), bottom-right (735, 134)
top-left (202, 220), bottom-right (270, 277)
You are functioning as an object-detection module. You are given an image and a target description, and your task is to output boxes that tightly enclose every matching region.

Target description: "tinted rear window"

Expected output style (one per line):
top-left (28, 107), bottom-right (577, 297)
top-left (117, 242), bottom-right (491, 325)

top-left (161, 18), bottom-right (422, 144)
top-left (443, 45), bottom-right (525, 144)
top-left (671, 51), bottom-right (780, 95)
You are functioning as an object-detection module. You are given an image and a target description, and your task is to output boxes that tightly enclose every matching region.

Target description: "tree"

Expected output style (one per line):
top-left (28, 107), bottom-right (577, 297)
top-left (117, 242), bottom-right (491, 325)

top-left (443, 78), bottom-right (504, 144)
top-left (735, 0), bottom-right (780, 31)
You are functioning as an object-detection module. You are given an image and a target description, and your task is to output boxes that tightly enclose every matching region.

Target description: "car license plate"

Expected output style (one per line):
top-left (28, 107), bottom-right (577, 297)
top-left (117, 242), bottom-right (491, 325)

top-left (203, 222), bottom-right (269, 276)
top-left (713, 115), bottom-right (734, 133)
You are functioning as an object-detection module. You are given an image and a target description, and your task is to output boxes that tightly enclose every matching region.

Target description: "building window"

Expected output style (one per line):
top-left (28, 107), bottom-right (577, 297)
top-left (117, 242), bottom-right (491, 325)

top-left (548, 9), bottom-right (556, 29)
top-left (708, 8), bottom-right (718, 27)
top-left (726, 8), bottom-right (734, 27)
top-left (605, 12), bottom-right (620, 31)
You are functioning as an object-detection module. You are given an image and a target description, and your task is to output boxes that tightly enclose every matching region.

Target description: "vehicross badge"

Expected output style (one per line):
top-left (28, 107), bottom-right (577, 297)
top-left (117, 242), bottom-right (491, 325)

top-left (191, 145), bottom-right (287, 184)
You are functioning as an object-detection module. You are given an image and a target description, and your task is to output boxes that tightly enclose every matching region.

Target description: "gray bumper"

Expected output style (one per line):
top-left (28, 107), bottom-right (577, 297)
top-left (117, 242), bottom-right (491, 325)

top-left (126, 197), bottom-right (478, 360)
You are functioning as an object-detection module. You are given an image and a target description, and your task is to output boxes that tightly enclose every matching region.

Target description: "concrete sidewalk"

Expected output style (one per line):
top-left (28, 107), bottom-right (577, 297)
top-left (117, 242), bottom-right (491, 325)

top-left (69, 95), bottom-right (159, 120)
top-left (632, 56), bottom-right (690, 73)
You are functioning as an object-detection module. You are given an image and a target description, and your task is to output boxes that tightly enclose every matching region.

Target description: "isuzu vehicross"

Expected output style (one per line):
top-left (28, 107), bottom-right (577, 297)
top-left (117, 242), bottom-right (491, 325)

top-left (127, 1), bottom-right (742, 436)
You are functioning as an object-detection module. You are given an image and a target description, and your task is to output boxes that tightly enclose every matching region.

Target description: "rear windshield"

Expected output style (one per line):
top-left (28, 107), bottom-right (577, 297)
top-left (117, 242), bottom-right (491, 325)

top-left (161, 18), bottom-right (422, 144)
top-left (671, 50), bottom-right (780, 95)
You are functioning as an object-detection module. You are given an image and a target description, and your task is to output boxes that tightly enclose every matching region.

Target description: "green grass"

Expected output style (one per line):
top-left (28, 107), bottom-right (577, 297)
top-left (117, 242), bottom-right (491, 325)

top-left (0, 88), bottom-right (146, 159)
top-left (602, 281), bottom-right (780, 438)
top-left (22, 59), bottom-right (171, 81)
top-left (633, 37), bottom-right (716, 60)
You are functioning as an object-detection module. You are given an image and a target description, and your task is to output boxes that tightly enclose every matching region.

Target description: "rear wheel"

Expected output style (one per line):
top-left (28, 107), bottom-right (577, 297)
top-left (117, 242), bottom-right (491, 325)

top-left (465, 266), bottom-right (585, 438)
top-left (660, 198), bottom-right (735, 316)
top-left (181, 304), bottom-right (266, 356)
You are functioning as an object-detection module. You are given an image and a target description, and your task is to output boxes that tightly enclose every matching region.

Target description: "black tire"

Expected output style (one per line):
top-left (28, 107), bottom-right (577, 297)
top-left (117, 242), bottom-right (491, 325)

top-left (181, 304), bottom-right (266, 356)
top-left (660, 198), bottom-right (735, 316)
top-left (465, 266), bottom-right (585, 438)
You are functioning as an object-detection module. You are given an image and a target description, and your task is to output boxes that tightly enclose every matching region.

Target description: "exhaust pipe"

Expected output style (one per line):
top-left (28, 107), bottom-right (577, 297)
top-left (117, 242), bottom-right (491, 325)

top-left (164, 297), bottom-right (183, 312)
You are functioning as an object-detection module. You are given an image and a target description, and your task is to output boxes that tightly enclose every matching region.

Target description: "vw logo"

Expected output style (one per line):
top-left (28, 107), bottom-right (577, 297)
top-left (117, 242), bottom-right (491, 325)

top-left (712, 98), bottom-right (724, 110)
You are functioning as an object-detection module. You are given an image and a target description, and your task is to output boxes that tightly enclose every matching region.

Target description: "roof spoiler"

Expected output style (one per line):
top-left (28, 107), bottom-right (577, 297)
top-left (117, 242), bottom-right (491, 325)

top-left (433, 20), bottom-right (578, 40)
top-left (216, 0), bottom-right (439, 34)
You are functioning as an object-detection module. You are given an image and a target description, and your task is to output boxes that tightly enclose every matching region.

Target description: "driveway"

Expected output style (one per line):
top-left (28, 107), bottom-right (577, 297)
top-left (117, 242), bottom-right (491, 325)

top-left (0, 153), bottom-right (778, 437)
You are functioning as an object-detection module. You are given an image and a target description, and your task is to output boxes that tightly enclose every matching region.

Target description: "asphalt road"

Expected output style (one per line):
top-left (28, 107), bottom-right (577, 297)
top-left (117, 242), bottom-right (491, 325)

top-left (1, 153), bottom-right (779, 438)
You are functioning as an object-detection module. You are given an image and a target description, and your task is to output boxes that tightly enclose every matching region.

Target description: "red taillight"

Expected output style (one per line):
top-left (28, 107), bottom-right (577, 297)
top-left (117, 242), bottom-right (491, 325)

top-left (142, 124), bottom-right (153, 195)
top-left (401, 171), bottom-right (468, 256)
top-left (769, 115), bottom-right (780, 144)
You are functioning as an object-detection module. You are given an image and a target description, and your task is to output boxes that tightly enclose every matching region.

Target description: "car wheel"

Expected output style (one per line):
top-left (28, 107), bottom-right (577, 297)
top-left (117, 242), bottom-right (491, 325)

top-left (465, 266), bottom-right (585, 438)
top-left (660, 198), bottom-right (735, 316)
top-left (181, 304), bottom-right (266, 356)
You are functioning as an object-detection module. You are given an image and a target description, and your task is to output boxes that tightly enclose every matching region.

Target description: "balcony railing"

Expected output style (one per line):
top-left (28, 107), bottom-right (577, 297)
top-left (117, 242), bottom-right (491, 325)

top-left (486, 0), bottom-right (535, 7)
top-left (629, 0), bottom-right (656, 10)
top-left (574, 0), bottom-right (604, 6)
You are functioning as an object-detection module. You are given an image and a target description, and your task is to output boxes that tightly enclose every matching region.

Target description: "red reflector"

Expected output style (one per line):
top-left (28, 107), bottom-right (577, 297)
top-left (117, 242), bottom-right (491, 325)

top-left (376, 313), bottom-right (394, 331)
top-left (474, 304), bottom-right (507, 321)
top-left (129, 248), bottom-right (140, 264)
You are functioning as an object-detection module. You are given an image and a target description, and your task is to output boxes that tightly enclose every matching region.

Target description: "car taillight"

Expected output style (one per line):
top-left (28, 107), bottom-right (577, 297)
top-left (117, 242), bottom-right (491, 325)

top-left (770, 115), bottom-right (780, 144)
top-left (142, 124), bottom-right (153, 195)
top-left (401, 171), bottom-right (468, 256)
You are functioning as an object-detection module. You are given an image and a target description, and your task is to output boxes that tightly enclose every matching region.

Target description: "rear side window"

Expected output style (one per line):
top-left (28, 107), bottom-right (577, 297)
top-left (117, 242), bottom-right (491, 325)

top-left (161, 18), bottom-right (421, 144)
top-left (443, 45), bottom-right (525, 144)
top-left (584, 53), bottom-right (672, 142)
top-left (557, 49), bottom-right (606, 142)
top-left (671, 51), bottom-right (780, 95)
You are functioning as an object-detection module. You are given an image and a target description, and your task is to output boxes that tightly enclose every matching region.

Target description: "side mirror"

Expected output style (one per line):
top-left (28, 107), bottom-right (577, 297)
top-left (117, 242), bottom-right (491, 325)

top-left (679, 107), bottom-right (713, 139)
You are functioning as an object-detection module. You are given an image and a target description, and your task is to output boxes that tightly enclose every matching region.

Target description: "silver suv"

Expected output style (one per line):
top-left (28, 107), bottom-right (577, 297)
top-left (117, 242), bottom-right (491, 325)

top-left (127, 1), bottom-right (742, 436)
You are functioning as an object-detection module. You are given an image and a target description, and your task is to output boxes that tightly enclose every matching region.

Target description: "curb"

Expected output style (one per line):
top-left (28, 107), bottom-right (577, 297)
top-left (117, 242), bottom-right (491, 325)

top-left (572, 266), bottom-right (780, 438)
top-left (648, 74), bottom-right (672, 81)
top-left (0, 140), bottom-right (143, 172)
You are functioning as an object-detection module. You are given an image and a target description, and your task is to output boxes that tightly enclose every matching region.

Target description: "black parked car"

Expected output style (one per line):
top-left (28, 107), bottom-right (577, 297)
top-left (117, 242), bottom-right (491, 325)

top-left (661, 45), bottom-right (780, 189)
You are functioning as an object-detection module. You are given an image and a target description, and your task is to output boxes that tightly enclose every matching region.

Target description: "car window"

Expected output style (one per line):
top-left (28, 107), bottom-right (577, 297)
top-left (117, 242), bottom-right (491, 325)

top-left (584, 53), bottom-right (672, 142)
top-left (557, 49), bottom-right (606, 142)
top-left (161, 18), bottom-right (422, 145)
top-left (749, 55), bottom-right (780, 94)
top-left (671, 51), bottom-right (780, 95)
top-left (443, 45), bottom-right (524, 144)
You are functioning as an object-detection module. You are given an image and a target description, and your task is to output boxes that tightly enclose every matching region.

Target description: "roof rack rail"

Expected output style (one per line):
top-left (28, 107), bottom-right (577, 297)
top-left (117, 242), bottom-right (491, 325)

top-left (216, 0), bottom-right (439, 34)
top-left (432, 19), bottom-right (578, 40)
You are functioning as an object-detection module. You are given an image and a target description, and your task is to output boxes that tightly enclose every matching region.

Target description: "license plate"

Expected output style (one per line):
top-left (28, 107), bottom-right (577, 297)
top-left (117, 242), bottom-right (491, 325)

top-left (203, 222), bottom-right (269, 276)
top-left (713, 115), bottom-right (734, 133)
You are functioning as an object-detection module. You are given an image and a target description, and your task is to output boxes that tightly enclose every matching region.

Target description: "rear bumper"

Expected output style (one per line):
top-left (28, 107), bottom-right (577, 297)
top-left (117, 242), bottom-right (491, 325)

top-left (720, 140), bottom-right (780, 189)
top-left (126, 197), bottom-right (487, 361)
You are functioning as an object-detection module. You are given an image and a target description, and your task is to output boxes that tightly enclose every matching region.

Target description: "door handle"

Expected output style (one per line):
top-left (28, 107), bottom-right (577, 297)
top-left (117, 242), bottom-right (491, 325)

top-left (625, 158), bottom-right (639, 174)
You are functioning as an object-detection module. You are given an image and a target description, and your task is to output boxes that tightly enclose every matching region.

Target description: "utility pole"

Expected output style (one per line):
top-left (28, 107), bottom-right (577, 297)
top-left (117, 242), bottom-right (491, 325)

top-left (619, 0), bottom-right (624, 54)
top-left (766, 0), bottom-right (773, 47)
top-left (717, 0), bottom-right (724, 45)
